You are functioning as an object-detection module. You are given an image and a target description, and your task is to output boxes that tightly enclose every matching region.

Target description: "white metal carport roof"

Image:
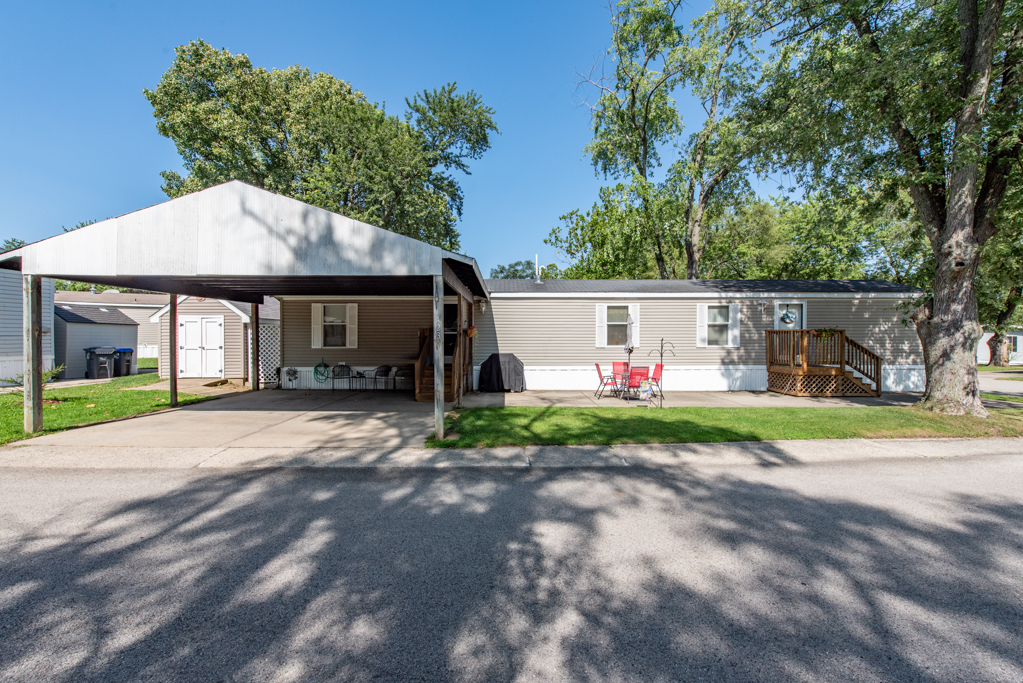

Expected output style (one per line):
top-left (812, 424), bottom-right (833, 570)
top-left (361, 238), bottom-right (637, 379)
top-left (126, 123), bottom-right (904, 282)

top-left (0, 180), bottom-right (489, 302)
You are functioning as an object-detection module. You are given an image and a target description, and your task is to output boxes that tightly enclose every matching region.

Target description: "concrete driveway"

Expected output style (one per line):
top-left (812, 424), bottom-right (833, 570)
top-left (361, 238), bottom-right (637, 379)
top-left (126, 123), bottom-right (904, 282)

top-left (19, 389), bottom-right (446, 450)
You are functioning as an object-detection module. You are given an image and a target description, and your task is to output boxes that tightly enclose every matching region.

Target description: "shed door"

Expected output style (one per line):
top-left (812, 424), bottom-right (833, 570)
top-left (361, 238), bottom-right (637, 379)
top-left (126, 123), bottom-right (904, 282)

top-left (178, 316), bottom-right (224, 378)
top-left (179, 318), bottom-right (202, 378)
top-left (201, 317), bottom-right (224, 378)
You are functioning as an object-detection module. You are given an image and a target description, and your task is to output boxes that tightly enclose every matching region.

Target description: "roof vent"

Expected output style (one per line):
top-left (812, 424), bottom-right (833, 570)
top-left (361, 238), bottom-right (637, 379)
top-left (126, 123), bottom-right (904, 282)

top-left (99, 308), bottom-right (109, 312)
top-left (103, 289), bottom-right (120, 294)
top-left (534, 254), bottom-right (545, 285)
top-left (61, 305), bottom-right (72, 310)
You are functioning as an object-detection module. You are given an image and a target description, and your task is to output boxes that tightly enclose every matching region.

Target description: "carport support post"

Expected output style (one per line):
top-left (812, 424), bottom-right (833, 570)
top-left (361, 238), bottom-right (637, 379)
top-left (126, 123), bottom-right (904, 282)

top-left (169, 295), bottom-right (178, 407)
top-left (22, 274), bottom-right (42, 433)
top-left (433, 274), bottom-right (444, 440)
top-left (250, 302), bottom-right (260, 391)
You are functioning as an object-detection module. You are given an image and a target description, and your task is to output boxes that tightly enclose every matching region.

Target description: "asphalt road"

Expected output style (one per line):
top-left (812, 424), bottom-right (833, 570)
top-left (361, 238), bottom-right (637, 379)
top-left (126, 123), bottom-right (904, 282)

top-left (1, 453), bottom-right (1022, 682)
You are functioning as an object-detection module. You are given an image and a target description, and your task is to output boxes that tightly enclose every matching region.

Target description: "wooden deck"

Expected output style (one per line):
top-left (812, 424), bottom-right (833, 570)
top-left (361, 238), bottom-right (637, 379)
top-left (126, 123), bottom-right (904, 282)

top-left (766, 330), bottom-right (883, 397)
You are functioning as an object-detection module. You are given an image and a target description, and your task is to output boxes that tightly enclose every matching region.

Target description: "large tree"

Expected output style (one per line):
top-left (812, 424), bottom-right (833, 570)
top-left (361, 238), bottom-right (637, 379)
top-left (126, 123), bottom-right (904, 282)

top-left (145, 40), bottom-right (498, 250)
top-left (752, 0), bottom-right (1023, 415)
top-left (978, 173), bottom-right (1023, 365)
top-left (577, 0), bottom-right (762, 279)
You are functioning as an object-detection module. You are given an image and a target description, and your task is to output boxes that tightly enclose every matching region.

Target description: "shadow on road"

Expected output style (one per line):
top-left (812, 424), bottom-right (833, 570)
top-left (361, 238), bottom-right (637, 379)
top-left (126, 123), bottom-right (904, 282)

top-left (0, 465), bottom-right (1021, 681)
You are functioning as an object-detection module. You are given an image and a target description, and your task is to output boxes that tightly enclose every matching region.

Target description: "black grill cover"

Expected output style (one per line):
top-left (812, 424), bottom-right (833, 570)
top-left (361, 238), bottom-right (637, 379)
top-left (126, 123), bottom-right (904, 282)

top-left (479, 353), bottom-right (524, 392)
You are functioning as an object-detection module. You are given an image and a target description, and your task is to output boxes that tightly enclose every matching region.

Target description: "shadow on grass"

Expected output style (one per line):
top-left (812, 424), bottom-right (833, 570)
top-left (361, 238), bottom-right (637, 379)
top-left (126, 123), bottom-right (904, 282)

top-left (0, 465), bottom-right (1020, 681)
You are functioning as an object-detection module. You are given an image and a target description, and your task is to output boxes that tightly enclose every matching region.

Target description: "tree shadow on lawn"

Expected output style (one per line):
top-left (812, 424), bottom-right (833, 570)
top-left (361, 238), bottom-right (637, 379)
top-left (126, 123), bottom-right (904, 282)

top-left (0, 465), bottom-right (1020, 682)
top-left (447, 405), bottom-right (779, 448)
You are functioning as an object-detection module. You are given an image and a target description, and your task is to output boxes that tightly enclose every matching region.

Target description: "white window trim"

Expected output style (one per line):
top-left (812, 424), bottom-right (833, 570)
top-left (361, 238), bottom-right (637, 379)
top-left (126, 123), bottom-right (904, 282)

top-left (774, 300), bottom-right (808, 330)
top-left (697, 303), bottom-right (741, 348)
top-left (596, 303), bottom-right (639, 348)
top-left (311, 303), bottom-right (358, 349)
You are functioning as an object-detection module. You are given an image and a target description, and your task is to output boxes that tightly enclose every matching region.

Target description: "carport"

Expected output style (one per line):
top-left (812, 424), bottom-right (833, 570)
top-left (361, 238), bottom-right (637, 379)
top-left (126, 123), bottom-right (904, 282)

top-left (1, 181), bottom-right (489, 439)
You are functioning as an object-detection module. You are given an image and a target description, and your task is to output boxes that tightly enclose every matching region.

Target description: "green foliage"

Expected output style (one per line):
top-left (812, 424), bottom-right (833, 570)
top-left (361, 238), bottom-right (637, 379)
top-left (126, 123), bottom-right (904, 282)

top-left (62, 219), bottom-right (96, 233)
top-left (489, 261), bottom-right (536, 279)
top-left (2, 238), bottom-right (25, 252)
top-left (145, 40), bottom-right (498, 250)
top-left (0, 365), bottom-right (65, 387)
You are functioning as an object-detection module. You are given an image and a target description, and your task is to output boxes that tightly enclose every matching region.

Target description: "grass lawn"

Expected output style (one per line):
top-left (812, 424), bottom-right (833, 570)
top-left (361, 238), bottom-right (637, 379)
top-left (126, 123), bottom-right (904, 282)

top-left (981, 393), bottom-right (1023, 403)
top-left (428, 406), bottom-right (1023, 448)
top-left (136, 357), bottom-right (158, 369)
top-left (0, 374), bottom-right (210, 445)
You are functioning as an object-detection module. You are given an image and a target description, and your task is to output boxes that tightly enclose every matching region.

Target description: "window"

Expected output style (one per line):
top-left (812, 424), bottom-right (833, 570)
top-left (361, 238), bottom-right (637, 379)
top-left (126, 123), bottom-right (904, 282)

top-left (697, 303), bottom-right (740, 348)
top-left (323, 304), bottom-right (347, 347)
top-left (311, 303), bottom-right (358, 349)
top-left (1012, 336), bottom-right (1020, 354)
top-left (707, 305), bottom-right (730, 347)
top-left (595, 304), bottom-right (640, 348)
top-left (607, 306), bottom-right (629, 346)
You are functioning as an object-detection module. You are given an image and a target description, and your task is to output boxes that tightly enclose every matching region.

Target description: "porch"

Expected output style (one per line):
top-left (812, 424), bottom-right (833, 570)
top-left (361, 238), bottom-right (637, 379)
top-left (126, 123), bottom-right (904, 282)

top-left (766, 329), bottom-right (883, 397)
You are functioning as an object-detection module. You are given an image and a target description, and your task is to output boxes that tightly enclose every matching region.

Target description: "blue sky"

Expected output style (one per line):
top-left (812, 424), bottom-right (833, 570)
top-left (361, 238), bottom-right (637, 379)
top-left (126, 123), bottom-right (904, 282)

top-left (1, 0), bottom-right (729, 276)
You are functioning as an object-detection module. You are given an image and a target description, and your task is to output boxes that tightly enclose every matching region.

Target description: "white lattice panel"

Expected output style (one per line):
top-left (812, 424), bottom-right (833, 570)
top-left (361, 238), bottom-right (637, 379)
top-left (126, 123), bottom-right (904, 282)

top-left (248, 324), bottom-right (282, 386)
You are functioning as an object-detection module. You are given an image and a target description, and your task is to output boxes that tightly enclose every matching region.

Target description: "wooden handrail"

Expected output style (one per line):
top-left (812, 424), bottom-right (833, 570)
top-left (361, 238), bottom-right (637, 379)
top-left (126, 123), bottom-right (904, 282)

top-left (415, 328), bottom-right (430, 395)
top-left (766, 329), bottom-right (883, 395)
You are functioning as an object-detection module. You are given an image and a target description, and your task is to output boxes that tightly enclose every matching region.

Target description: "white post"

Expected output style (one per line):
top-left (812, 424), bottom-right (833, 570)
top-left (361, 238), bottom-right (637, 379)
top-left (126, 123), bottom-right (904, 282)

top-left (250, 302), bottom-right (260, 391)
top-left (23, 274), bottom-right (42, 433)
top-left (169, 295), bottom-right (178, 407)
top-left (433, 274), bottom-right (445, 439)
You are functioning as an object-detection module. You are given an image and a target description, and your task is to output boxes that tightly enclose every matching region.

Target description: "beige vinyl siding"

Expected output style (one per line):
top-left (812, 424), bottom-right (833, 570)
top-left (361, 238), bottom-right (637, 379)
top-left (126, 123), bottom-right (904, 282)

top-left (475, 296), bottom-right (922, 366)
top-left (281, 298), bottom-right (432, 367)
top-left (806, 298), bottom-right (922, 364)
top-left (57, 323), bottom-right (138, 379)
top-left (115, 306), bottom-right (161, 348)
top-left (158, 299), bottom-right (246, 378)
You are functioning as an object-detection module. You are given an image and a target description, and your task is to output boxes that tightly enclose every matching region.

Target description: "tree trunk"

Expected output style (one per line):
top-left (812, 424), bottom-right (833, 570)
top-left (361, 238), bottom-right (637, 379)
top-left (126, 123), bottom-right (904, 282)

top-left (912, 240), bottom-right (987, 416)
top-left (986, 331), bottom-right (1008, 366)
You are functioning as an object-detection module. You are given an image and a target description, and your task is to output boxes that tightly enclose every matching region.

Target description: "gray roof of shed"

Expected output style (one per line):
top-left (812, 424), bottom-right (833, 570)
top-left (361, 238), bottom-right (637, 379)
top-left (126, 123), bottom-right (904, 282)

top-left (54, 304), bottom-right (139, 326)
top-left (485, 279), bottom-right (920, 294)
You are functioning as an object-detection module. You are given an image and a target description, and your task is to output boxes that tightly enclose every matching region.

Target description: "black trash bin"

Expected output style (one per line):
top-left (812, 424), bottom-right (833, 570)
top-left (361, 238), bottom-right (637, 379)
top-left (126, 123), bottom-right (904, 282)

top-left (84, 347), bottom-right (116, 379)
top-left (114, 348), bottom-right (134, 377)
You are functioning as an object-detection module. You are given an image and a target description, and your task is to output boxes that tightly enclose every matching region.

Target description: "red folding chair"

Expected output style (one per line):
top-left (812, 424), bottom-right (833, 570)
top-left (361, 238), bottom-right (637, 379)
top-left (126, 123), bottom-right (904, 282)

top-left (594, 363), bottom-right (615, 398)
top-left (625, 366), bottom-right (648, 399)
top-left (612, 362), bottom-right (629, 397)
top-left (649, 363), bottom-right (664, 400)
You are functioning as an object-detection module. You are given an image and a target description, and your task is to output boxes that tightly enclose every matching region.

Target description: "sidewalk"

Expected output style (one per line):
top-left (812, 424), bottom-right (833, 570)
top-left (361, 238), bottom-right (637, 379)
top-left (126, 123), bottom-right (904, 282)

top-left (1, 437), bottom-right (1019, 470)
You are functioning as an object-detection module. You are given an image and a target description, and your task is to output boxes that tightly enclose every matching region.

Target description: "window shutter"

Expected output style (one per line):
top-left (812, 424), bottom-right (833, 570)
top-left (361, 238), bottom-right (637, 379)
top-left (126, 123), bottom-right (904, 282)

top-left (347, 303), bottom-right (358, 348)
top-left (311, 303), bottom-right (323, 349)
top-left (629, 303), bottom-right (640, 348)
top-left (728, 303), bottom-right (741, 348)
top-left (696, 304), bottom-right (708, 348)
top-left (595, 304), bottom-right (607, 348)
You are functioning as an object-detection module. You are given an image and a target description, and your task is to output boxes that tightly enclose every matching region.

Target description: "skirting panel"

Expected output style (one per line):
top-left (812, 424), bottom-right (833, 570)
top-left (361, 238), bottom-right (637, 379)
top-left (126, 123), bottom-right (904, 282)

top-left (0, 357), bottom-right (55, 387)
top-left (882, 365), bottom-right (925, 392)
top-left (471, 364), bottom-right (927, 393)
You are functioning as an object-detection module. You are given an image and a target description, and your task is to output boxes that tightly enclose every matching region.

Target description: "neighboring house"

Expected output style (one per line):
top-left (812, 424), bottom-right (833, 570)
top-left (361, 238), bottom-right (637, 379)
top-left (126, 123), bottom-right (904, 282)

top-left (977, 329), bottom-right (1023, 365)
top-left (0, 270), bottom-right (54, 383)
top-left (470, 279), bottom-right (925, 393)
top-left (53, 304), bottom-right (138, 379)
top-left (150, 296), bottom-right (280, 383)
top-left (54, 290), bottom-right (166, 358)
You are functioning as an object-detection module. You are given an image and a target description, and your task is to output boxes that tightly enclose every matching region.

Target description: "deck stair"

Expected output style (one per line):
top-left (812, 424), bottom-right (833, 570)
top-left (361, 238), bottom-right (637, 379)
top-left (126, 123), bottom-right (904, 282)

top-left (414, 327), bottom-right (464, 402)
top-left (766, 329), bottom-right (883, 397)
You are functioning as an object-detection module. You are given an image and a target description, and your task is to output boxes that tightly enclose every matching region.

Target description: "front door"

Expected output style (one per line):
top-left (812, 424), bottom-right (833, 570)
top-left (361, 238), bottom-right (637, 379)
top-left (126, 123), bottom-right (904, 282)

top-left (777, 303), bottom-right (804, 330)
top-left (178, 316), bottom-right (224, 378)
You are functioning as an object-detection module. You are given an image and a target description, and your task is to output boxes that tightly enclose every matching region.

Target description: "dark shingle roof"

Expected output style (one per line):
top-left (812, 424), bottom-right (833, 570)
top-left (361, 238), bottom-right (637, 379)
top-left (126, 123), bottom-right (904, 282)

top-left (485, 279), bottom-right (919, 294)
top-left (55, 291), bottom-right (170, 306)
top-left (230, 296), bottom-right (281, 321)
top-left (54, 305), bottom-right (139, 326)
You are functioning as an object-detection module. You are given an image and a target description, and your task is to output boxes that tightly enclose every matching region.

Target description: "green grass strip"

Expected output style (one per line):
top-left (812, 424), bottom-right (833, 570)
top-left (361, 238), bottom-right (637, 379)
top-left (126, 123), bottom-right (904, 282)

top-left (981, 393), bottom-right (1023, 403)
top-left (0, 374), bottom-right (210, 445)
top-left (427, 406), bottom-right (1023, 448)
top-left (136, 358), bottom-right (158, 369)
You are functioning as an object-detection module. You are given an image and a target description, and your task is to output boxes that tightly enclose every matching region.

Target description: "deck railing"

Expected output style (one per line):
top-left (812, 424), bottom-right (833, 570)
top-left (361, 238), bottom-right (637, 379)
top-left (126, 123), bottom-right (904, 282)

top-left (766, 329), bottom-right (883, 394)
